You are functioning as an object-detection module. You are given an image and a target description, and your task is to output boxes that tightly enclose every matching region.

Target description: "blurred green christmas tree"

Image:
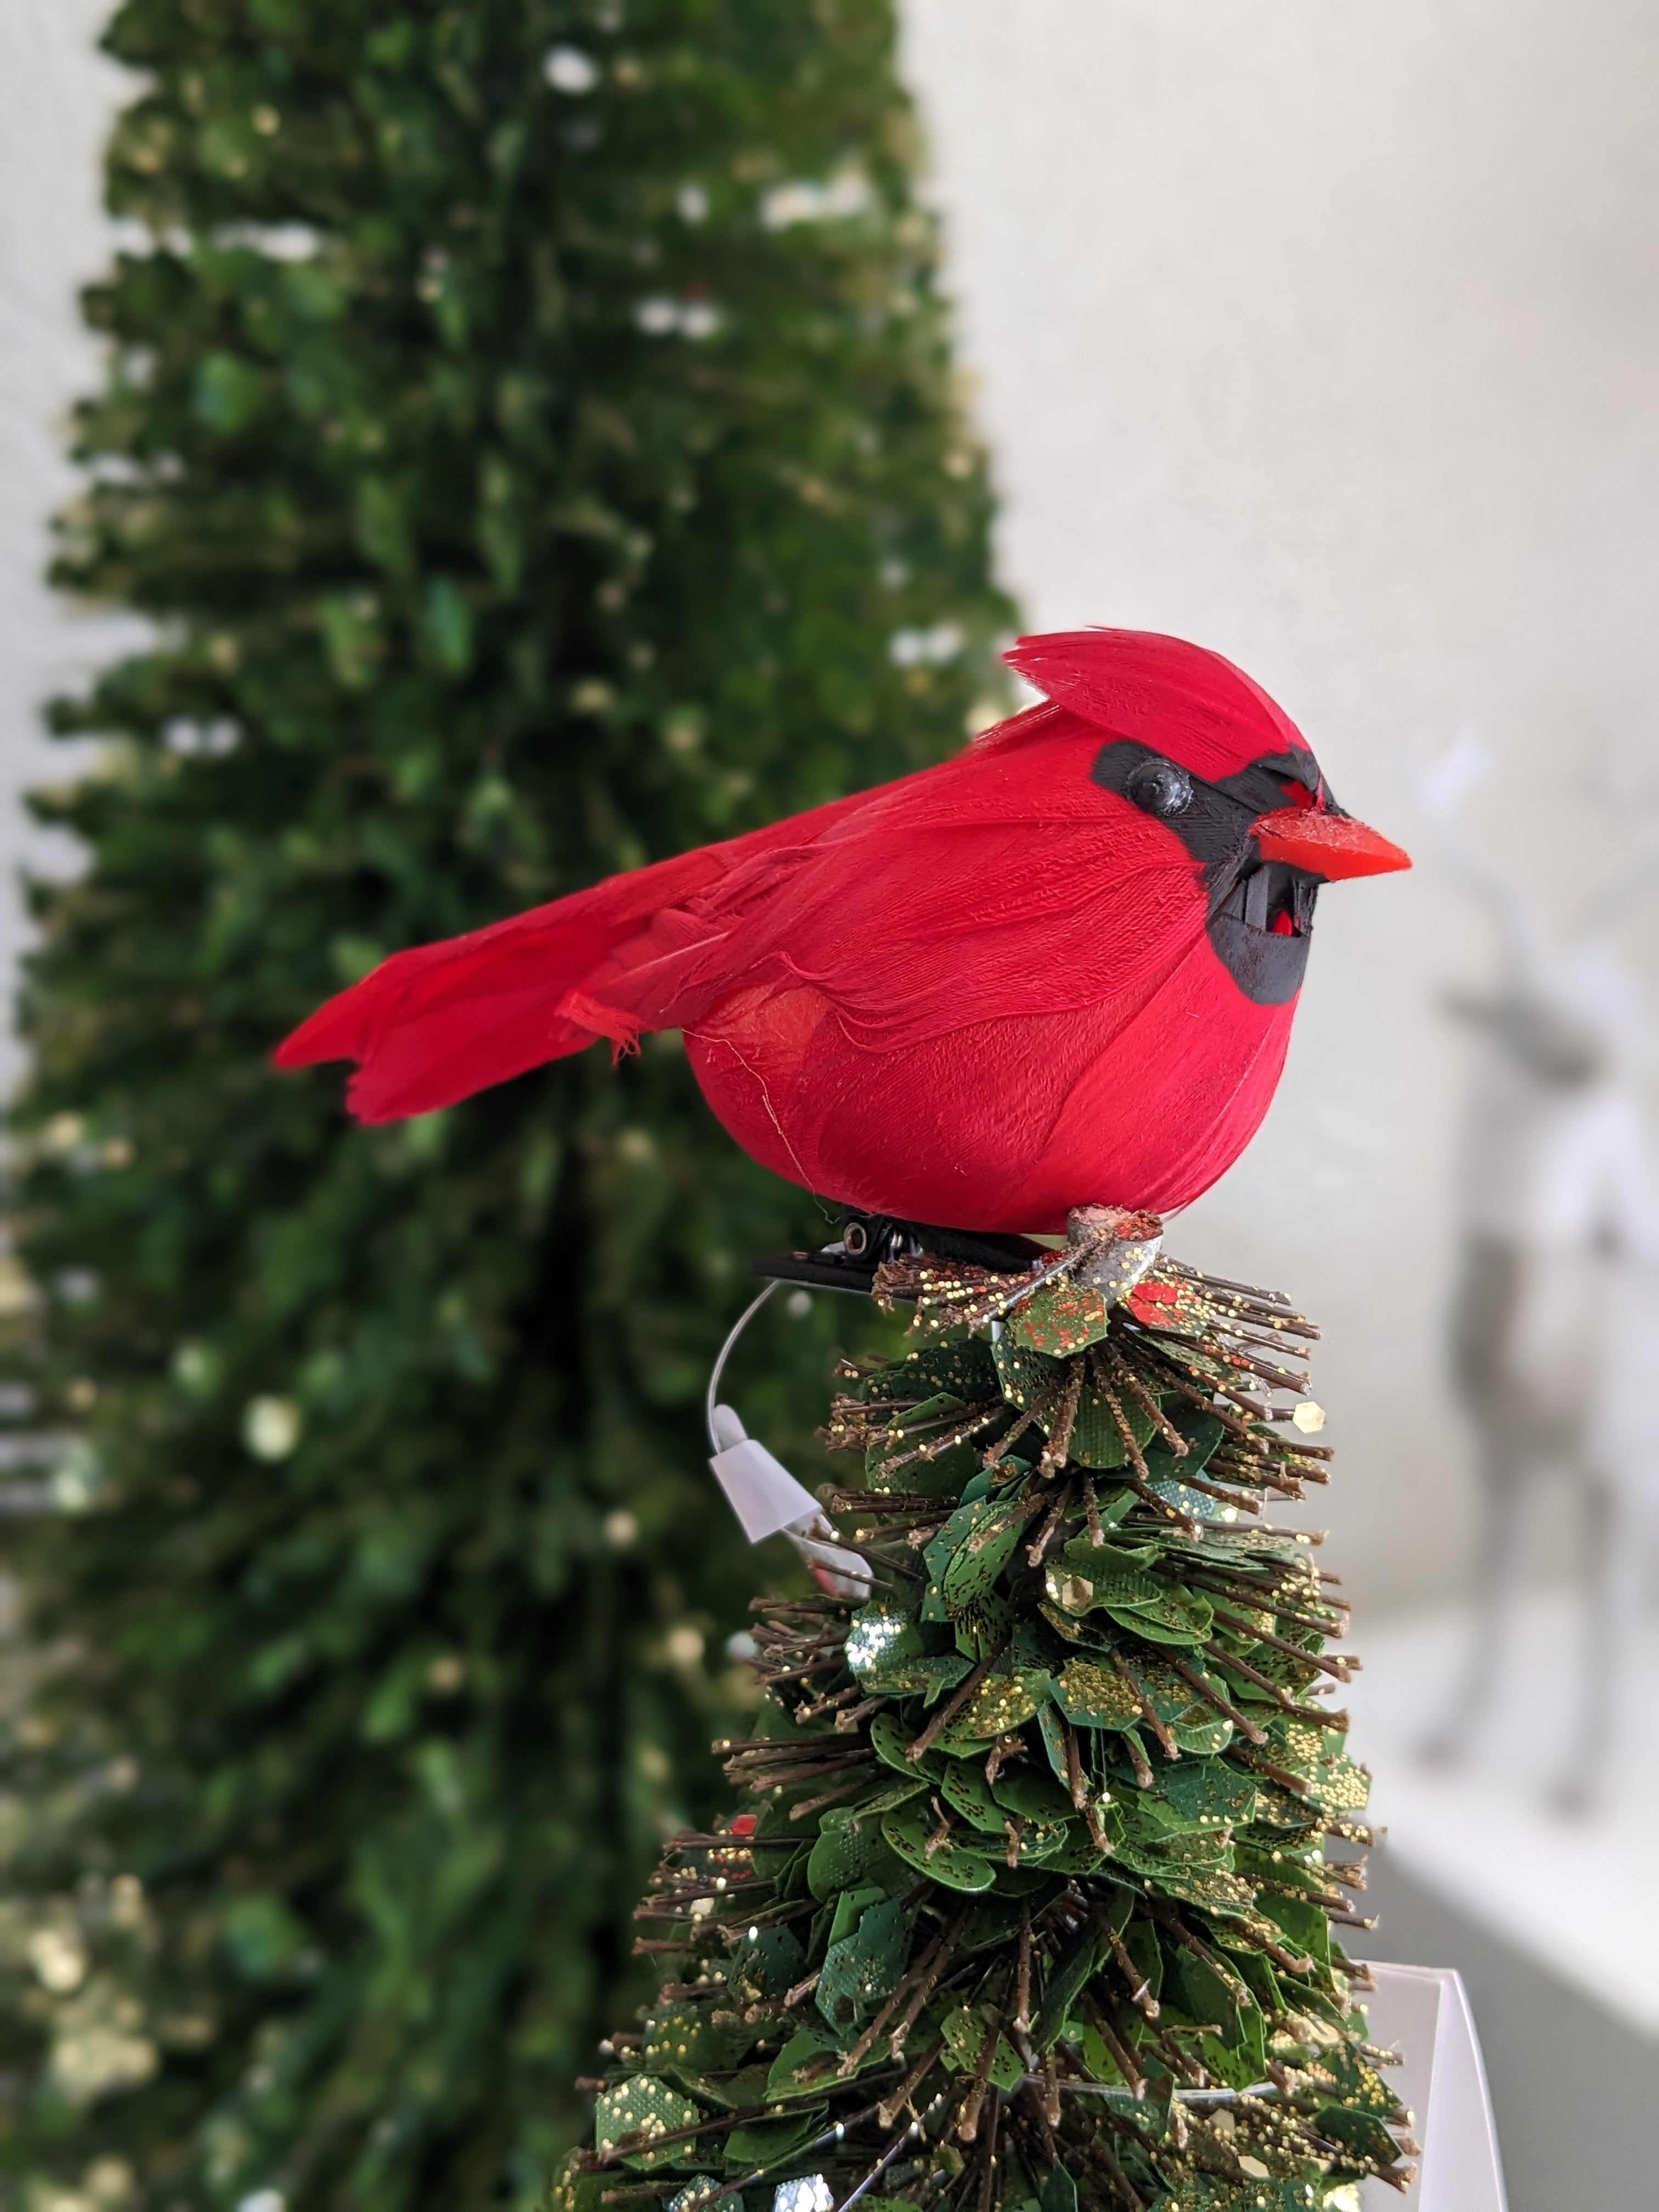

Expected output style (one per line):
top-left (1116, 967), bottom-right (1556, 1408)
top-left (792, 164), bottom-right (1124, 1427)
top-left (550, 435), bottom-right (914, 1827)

top-left (0, 4), bottom-right (1011, 2206)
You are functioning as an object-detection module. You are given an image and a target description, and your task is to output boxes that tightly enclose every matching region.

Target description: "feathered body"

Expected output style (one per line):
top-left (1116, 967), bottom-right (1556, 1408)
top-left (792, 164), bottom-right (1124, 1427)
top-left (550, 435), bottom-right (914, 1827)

top-left (278, 630), bottom-right (1407, 1232)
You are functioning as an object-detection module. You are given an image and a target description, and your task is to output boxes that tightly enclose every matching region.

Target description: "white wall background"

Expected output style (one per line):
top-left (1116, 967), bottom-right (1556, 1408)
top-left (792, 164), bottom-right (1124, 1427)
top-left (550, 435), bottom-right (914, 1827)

top-left (7, 2), bottom-right (1659, 1610)
top-left (900, 0), bottom-right (1659, 1614)
top-left (0, 0), bottom-right (137, 1093)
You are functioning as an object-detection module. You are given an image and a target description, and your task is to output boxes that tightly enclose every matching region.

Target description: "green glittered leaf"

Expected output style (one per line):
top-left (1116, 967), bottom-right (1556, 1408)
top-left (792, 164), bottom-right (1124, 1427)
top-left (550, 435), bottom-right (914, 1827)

top-left (957, 1598), bottom-right (1017, 1661)
top-left (1100, 1586), bottom-right (1214, 1648)
top-left (1146, 1414), bottom-right (1235, 1520)
top-left (765, 2025), bottom-right (840, 2098)
top-left (816, 1899), bottom-right (913, 2028)
top-left (1065, 1374), bottom-right (1159, 1471)
top-left (940, 1762), bottom-right (1006, 1835)
top-left (866, 1383), bottom-right (958, 1441)
top-left (1146, 1761), bottom-right (1258, 1835)
top-left (1317, 2104), bottom-right (1402, 2168)
top-left (907, 1654), bottom-right (978, 1704)
top-left (551, 2155), bottom-right (614, 2212)
top-left (1322, 2041), bottom-right (1404, 2120)
top-left (1259, 1891), bottom-right (1330, 1967)
top-left (825, 1883), bottom-right (885, 1950)
top-left (845, 1602), bottom-right (973, 1701)
top-left (844, 1599), bottom-right (926, 1688)
top-left (688, 2064), bottom-right (775, 2114)
top-left (843, 1592), bottom-right (973, 1696)
top-left (1310, 1750), bottom-right (1371, 1816)
top-left (806, 1811), bottom-right (907, 1903)
top-left (1166, 1950), bottom-right (1249, 2043)
top-left (1037, 1602), bottom-right (1108, 1655)
top-left (879, 1803), bottom-right (997, 1893)
top-left (724, 2106), bottom-right (828, 2174)
top-left (1134, 1654), bottom-right (1225, 1731)
top-left (920, 1494), bottom-right (1030, 1622)
top-left (1259, 1716), bottom-right (1325, 1774)
top-left (841, 1776), bottom-right (930, 1826)
top-left (1169, 1712), bottom-right (1234, 1754)
top-left (1006, 1621), bottom-right (1065, 1689)
top-left (860, 1341), bottom-right (1000, 1406)
top-left (1243, 1779), bottom-right (1319, 1833)
top-left (1199, 2008), bottom-right (1267, 2093)
top-left (868, 1710), bottom-right (943, 1780)
top-left (1041, 1826), bottom-right (1112, 1876)
top-left (933, 1495), bottom-right (1040, 1619)
top-left (1006, 1278), bottom-right (1113, 1357)
top-left (1037, 1701), bottom-right (1073, 1788)
top-left (1039, 2164), bottom-right (1079, 2212)
top-left (726, 1926), bottom-right (805, 2008)
top-left (991, 1766), bottom-right (1074, 1824)
top-left (1034, 1919), bottom-right (1104, 2047)
top-left (594, 2077), bottom-right (706, 2171)
top-left (939, 2004), bottom-right (1023, 2089)
top-left (1119, 1835), bottom-right (1254, 1916)
top-left (1077, 2024), bottom-right (1127, 2090)
top-left (1051, 1658), bottom-right (1143, 1731)
top-left (1060, 1490), bottom-right (1139, 1553)
top-left (1004, 1817), bottom-right (1074, 1867)
top-left (1000, 1866), bottom-right (1071, 1906)
top-left (865, 1390), bottom-right (988, 1498)
top-left (991, 1333), bottom-right (1060, 1413)
top-left (1152, 2186), bottom-right (1322, 2212)
top-left (643, 2004), bottom-right (757, 2079)
top-left (1043, 1554), bottom-right (1163, 1615)
top-left (936, 1667), bottom-right (1045, 1746)
top-left (958, 1895), bottom-right (1029, 1953)
top-left (1042, 1551), bottom-right (1218, 1645)
top-left (1146, 1407), bottom-right (1227, 1473)
top-left (1147, 1478), bottom-right (1234, 1524)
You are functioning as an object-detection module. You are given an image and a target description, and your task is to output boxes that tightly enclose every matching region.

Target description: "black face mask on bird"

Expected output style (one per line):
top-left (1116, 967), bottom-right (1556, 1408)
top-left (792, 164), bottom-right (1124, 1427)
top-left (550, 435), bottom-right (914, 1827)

top-left (1092, 738), bottom-right (1407, 1005)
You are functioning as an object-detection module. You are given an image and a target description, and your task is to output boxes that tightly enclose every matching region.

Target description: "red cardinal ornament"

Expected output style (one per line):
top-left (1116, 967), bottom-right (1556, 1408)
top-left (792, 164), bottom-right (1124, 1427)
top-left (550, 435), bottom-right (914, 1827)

top-left (276, 629), bottom-right (1408, 1233)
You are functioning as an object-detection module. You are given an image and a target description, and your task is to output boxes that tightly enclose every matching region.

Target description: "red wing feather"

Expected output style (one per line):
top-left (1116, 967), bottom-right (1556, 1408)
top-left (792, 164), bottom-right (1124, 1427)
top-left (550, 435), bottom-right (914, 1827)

top-left (274, 782), bottom-right (891, 1121)
top-left (644, 710), bottom-right (1208, 1049)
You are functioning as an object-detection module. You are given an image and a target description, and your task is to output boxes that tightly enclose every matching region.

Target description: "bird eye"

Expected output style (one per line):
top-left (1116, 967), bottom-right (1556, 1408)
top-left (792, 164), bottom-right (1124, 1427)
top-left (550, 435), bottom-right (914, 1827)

top-left (1124, 758), bottom-right (1193, 818)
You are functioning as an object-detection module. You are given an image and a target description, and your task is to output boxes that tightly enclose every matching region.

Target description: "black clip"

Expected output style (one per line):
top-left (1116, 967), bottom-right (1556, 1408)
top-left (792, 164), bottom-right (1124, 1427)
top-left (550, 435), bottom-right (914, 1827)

top-left (751, 1210), bottom-right (1048, 1299)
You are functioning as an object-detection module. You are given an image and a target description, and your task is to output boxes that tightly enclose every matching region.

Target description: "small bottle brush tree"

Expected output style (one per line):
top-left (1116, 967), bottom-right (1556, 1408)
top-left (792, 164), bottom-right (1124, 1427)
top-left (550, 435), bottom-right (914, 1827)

top-left (0, 3), bottom-right (1008, 2207)
top-left (562, 1213), bottom-right (1413, 2212)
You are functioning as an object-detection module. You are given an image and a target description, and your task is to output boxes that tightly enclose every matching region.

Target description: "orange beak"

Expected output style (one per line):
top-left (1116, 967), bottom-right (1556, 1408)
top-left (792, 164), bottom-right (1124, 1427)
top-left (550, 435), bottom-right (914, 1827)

top-left (1251, 805), bottom-right (1412, 882)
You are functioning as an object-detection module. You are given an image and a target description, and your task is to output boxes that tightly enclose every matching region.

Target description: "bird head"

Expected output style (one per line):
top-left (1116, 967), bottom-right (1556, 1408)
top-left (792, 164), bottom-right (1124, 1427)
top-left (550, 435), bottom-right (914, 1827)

top-left (1003, 628), bottom-right (1410, 1005)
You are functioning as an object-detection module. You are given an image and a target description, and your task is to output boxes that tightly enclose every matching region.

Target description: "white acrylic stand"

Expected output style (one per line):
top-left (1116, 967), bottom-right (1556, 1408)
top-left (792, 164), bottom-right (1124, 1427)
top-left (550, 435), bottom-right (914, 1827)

top-left (1361, 1963), bottom-right (1506, 2211)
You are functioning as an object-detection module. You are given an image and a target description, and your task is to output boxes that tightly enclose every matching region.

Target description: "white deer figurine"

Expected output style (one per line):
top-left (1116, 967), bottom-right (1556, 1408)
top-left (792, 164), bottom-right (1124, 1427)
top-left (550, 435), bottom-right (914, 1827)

top-left (1415, 737), bottom-right (1659, 1811)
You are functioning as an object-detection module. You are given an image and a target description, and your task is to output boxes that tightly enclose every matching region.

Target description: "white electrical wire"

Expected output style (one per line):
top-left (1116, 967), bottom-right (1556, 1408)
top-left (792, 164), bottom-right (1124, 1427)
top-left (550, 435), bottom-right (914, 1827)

top-left (705, 1278), bottom-right (780, 1452)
